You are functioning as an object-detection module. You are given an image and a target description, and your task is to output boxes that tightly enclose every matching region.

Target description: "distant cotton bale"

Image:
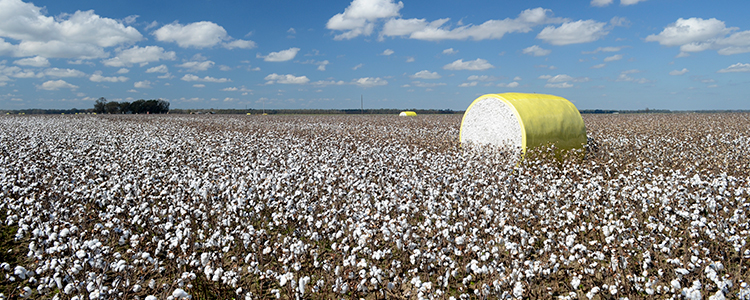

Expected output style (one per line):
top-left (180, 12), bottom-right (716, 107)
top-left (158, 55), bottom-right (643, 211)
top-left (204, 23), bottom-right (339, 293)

top-left (399, 111), bottom-right (417, 117)
top-left (460, 93), bottom-right (587, 153)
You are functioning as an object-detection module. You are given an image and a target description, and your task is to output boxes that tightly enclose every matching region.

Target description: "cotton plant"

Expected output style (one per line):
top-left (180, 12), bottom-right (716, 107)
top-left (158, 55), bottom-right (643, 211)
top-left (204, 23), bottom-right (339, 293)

top-left (0, 113), bottom-right (748, 298)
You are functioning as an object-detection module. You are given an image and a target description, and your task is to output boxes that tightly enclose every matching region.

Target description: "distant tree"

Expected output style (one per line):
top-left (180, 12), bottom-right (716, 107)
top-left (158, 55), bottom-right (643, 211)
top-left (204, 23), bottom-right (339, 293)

top-left (119, 102), bottom-right (131, 114)
top-left (94, 97), bottom-right (107, 114)
top-left (105, 101), bottom-right (120, 114)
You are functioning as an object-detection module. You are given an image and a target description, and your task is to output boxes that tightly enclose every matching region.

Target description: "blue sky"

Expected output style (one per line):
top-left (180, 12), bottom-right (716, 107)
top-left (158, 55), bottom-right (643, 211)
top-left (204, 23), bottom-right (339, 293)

top-left (1, 0), bottom-right (749, 110)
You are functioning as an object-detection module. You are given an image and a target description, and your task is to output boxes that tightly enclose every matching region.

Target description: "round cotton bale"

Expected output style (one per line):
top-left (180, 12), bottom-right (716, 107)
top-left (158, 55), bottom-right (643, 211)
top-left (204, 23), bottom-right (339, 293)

top-left (460, 93), bottom-right (587, 153)
top-left (399, 111), bottom-right (417, 117)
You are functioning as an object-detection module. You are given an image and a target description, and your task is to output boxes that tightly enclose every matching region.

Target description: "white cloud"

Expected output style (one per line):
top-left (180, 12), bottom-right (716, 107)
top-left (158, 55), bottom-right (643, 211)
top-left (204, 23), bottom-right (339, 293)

top-left (522, 45), bottom-right (551, 56)
top-left (514, 76), bottom-right (522, 81)
top-left (116, 68), bottom-right (129, 74)
top-left (353, 77), bottom-right (387, 87)
top-left (153, 21), bottom-right (229, 48)
top-left (134, 80), bottom-right (152, 88)
top-left (181, 74), bottom-right (231, 83)
top-left (503, 81), bottom-right (520, 88)
top-left (616, 70), bottom-right (650, 83)
top-left (545, 82), bottom-right (574, 88)
top-left (546, 74), bottom-right (574, 83)
top-left (442, 48), bottom-right (458, 55)
top-left (219, 65), bottom-right (232, 71)
top-left (645, 18), bottom-right (750, 56)
top-left (258, 47), bottom-right (300, 62)
top-left (326, 0), bottom-right (404, 40)
top-left (222, 86), bottom-right (253, 92)
top-left (458, 82), bottom-right (477, 87)
top-left (646, 18), bottom-right (731, 47)
top-left (223, 39), bottom-right (257, 50)
top-left (410, 81), bottom-right (446, 88)
top-left (89, 71), bottom-right (128, 82)
top-left (0, 1), bottom-right (142, 59)
top-left (38, 79), bottom-right (78, 90)
top-left (410, 70), bottom-right (441, 79)
top-left (381, 49), bottom-right (394, 55)
top-left (193, 84), bottom-right (205, 88)
top-left (316, 60), bottom-right (330, 71)
top-left (14, 56), bottom-right (49, 67)
top-left (591, 0), bottom-right (613, 7)
top-left (669, 68), bottom-right (689, 75)
top-left (582, 46), bottom-right (626, 54)
top-left (717, 63), bottom-right (750, 73)
top-left (43, 68), bottom-right (85, 78)
top-left (621, 0), bottom-right (647, 5)
top-left (443, 58), bottom-right (494, 71)
top-left (177, 60), bottom-right (215, 72)
top-left (591, 63), bottom-right (606, 69)
top-left (312, 80), bottom-right (347, 86)
top-left (405, 57), bottom-right (414, 62)
top-left (264, 73), bottom-right (310, 84)
top-left (102, 46), bottom-right (176, 67)
top-left (603, 54), bottom-right (623, 62)
top-left (146, 65), bottom-right (168, 73)
top-left (380, 7), bottom-right (565, 41)
top-left (467, 75), bottom-right (500, 81)
top-left (537, 20), bottom-right (609, 45)
top-left (352, 63), bottom-right (363, 70)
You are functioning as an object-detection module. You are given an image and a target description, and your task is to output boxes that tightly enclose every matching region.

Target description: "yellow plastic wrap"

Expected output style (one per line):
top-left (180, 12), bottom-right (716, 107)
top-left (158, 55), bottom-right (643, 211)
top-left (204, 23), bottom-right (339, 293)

top-left (399, 111), bottom-right (417, 116)
top-left (460, 93), bottom-right (587, 153)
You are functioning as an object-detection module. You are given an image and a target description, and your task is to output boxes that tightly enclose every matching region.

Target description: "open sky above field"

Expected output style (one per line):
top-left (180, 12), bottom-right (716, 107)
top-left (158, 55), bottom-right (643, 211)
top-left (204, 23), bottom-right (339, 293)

top-left (0, 0), bottom-right (749, 110)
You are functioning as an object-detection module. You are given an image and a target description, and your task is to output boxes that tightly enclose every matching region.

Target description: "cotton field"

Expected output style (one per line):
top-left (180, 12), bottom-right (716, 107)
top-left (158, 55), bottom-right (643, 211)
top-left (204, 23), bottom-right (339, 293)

top-left (1, 113), bottom-right (749, 300)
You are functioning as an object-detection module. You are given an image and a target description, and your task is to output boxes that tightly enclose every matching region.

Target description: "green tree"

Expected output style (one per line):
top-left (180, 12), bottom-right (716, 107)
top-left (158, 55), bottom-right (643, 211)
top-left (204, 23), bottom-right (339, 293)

top-left (94, 97), bottom-right (107, 114)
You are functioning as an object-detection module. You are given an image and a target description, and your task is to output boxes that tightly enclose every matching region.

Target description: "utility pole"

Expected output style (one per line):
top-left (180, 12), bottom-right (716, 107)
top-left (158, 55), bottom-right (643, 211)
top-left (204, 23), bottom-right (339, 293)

top-left (361, 95), bottom-right (364, 115)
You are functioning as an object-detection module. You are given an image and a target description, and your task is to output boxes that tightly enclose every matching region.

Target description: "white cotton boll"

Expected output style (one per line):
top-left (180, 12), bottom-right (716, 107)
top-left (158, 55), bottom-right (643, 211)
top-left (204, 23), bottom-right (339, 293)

top-left (132, 284), bottom-right (142, 292)
top-left (571, 276), bottom-right (581, 289)
top-left (76, 250), bottom-right (86, 259)
top-left (172, 288), bottom-right (191, 299)
top-left (89, 289), bottom-right (100, 299)
top-left (512, 281), bottom-right (524, 298)
top-left (709, 290), bottom-right (726, 300)
top-left (87, 282), bottom-right (96, 292)
top-left (149, 279), bottom-right (156, 289)
top-left (586, 286), bottom-right (600, 299)
top-left (64, 283), bottom-right (75, 294)
top-left (298, 276), bottom-right (310, 296)
top-left (145, 296), bottom-right (157, 300)
top-left (671, 279), bottom-right (681, 290)
top-left (211, 268), bottom-right (223, 282)
top-left (20, 286), bottom-right (32, 298)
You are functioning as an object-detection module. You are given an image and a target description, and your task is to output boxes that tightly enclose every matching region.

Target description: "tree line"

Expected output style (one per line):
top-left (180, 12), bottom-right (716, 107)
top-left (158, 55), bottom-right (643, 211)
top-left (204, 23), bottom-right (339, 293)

top-left (94, 98), bottom-right (170, 114)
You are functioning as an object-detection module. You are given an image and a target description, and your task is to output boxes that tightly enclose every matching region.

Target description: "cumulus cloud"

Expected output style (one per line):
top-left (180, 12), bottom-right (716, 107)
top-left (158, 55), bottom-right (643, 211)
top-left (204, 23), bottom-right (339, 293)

top-left (717, 62), bottom-right (750, 73)
top-left (117, 68), bottom-right (129, 74)
top-left (522, 45), bottom-right (551, 56)
top-left (381, 49), bottom-right (394, 55)
top-left (669, 68), bottom-right (689, 75)
top-left (545, 82), bottom-right (574, 88)
top-left (43, 68), bottom-right (85, 78)
top-left (134, 80), bottom-right (152, 88)
top-left (14, 56), bottom-right (49, 67)
top-left (545, 74), bottom-right (589, 83)
top-left (380, 7), bottom-right (566, 41)
top-left (603, 54), bottom-right (623, 62)
top-left (222, 86), bottom-right (253, 93)
top-left (502, 81), bottom-right (520, 88)
top-left (353, 77), bottom-right (387, 87)
top-left (89, 71), bottom-right (128, 82)
top-left (458, 81), bottom-right (477, 87)
top-left (258, 47), bottom-right (300, 62)
top-left (591, 0), bottom-right (613, 7)
top-left (181, 74), bottom-right (231, 83)
top-left (621, 0), bottom-right (647, 5)
top-left (146, 65), bottom-right (169, 73)
top-left (223, 39), bottom-right (257, 50)
top-left (177, 60), bottom-right (215, 72)
top-left (591, 63), bottom-right (606, 69)
top-left (102, 46), bottom-right (176, 67)
top-left (300, 60), bottom-right (331, 71)
top-left (442, 48), bottom-right (458, 55)
top-left (582, 46), bottom-right (626, 54)
top-left (0, 1), bottom-right (141, 59)
top-left (616, 69), bottom-right (650, 83)
top-left (443, 58), bottom-right (494, 71)
top-left (467, 75), bottom-right (500, 81)
top-left (153, 21), bottom-right (228, 48)
top-left (537, 20), bottom-right (609, 45)
top-left (352, 63), bottom-right (363, 70)
top-left (410, 70), bottom-right (441, 79)
top-left (646, 17), bottom-right (750, 56)
top-left (264, 73), bottom-right (310, 84)
top-left (326, 0), bottom-right (404, 40)
top-left (38, 79), bottom-right (78, 90)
